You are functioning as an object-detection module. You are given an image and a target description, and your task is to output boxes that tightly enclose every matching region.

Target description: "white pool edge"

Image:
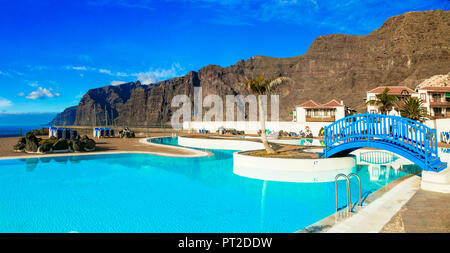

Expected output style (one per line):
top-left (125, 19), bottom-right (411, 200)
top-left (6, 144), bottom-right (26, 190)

top-left (323, 175), bottom-right (421, 233)
top-left (233, 152), bottom-right (356, 183)
top-left (140, 137), bottom-right (211, 157)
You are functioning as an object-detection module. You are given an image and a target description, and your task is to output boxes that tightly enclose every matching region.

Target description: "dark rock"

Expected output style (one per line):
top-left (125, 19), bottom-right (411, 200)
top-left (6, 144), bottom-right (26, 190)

top-left (119, 128), bottom-right (135, 138)
top-left (84, 139), bottom-right (96, 151)
top-left (39, 143), bottom-right (53, 153)
top-left (25, 141), bottom-right (38, 153)
top-left (26, 128), bottom-right (49, 136)
top-left (49, 136), bottom-right (57, 140)
top-left (61, 130), bottom-right (68, 140)
top-left (13, 142), bottom-right (25, 152)
top-left (70, 131), bottom-right (79, 140)
top-left (52, 140), bottom-right (69, 151)
top-left (24, 133), bottom-right (39, 153)
top-left (80, 135), bottom-right (90, 142)
top-left (72, 140), bottom-right (84, 152)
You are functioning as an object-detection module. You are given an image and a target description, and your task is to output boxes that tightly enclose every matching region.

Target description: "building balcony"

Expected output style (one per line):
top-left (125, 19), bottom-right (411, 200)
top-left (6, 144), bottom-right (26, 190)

top-left (306, 116), bottom-right (335, 122)
top-left (430, 101), bottom-right (450, 107)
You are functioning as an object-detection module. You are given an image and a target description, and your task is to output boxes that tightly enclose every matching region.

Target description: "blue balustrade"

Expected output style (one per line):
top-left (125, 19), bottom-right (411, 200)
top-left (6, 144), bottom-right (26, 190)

top-left (320, 113), bottom-right (447, 172)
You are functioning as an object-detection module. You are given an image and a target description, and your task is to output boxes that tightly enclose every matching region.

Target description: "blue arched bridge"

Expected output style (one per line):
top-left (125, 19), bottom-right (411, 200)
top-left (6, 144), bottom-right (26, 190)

top-left (319, 113), bottom-right (447, 172)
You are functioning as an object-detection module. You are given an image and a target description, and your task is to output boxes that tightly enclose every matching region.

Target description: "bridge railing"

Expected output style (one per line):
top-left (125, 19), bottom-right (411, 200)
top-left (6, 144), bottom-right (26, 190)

top-left (323, 113), bottom-right (438, 163)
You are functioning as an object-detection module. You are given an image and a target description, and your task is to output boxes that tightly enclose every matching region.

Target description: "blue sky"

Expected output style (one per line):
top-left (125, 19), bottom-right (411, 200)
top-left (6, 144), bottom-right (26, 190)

top-left (0, 0), bottom-right (448, 114)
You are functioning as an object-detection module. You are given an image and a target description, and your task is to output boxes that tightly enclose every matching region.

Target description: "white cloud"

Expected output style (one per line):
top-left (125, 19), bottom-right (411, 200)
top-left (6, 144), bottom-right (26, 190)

top-left (25, 87), bottom-right (60, 100)
top-left (0, 70), bottom-right (11, 77)
top-left (116, 72), bottom-right (129, 77)
top-left (134, 72), bottom-right (157, 84)
top-left (67, 66), bottom-right (88, 71)
top-left (27, 65), bottom-right (51, 71)
top-left (65, 65), bottom-right (129, 77)
top-left (0, 97), bottom-right (12, 108)
top-left (110, 81), bottom-right (127, 86)
top-left (99, 69), bottom-right (113, 75)
top-left (132, 63), bottom-right (183, 84)
top-left (28, 82), bottom-right (39, 87)
top-left (18, 92), bottom-right (25, 96)
top-left (64, 62), bottom-right (184, 84)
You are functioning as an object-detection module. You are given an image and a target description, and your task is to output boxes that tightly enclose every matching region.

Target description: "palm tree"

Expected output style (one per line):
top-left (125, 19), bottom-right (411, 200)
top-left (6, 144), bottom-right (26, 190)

top-left (240, 74), bottom-right (290, 154)
top-left (397, 96), bottom-right (429, 122)
top-left (366, 88), bottom-right (398, 114)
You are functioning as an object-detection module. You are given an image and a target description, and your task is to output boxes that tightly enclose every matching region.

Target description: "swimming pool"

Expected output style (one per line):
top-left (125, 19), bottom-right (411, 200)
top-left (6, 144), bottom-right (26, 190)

top-left (0, 137), bottom-right (421, 232)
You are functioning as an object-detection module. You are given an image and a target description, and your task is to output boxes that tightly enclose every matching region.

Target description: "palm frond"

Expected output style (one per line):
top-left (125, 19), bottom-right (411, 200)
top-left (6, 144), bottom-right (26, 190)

top-left (267, 77), bottom-right (290, 91)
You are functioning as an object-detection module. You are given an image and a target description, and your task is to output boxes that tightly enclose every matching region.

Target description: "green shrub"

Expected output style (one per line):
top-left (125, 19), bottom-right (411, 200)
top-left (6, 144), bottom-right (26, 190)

top-left (38, 139), bottom-right (71, 146)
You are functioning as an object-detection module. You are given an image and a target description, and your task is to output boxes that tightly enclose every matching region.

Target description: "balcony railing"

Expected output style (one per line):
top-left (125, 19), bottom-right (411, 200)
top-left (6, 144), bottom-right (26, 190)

top-left (306, 116), bottom-right (335, 122)
top-left (430, 101), bottom-right (450, 107)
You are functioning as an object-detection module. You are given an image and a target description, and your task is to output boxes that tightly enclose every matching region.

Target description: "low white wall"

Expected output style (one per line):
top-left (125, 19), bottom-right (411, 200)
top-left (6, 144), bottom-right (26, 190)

top-left (233, 153), bottom-right (356, 182)
top-left (183, 118), bottom-right (450, 139)
top-left (183, 121), bottom-right (330, 136)
top-left (424, 118), bottom-right (450, 142)
top-left (177, 136), bottom-right (264, 151)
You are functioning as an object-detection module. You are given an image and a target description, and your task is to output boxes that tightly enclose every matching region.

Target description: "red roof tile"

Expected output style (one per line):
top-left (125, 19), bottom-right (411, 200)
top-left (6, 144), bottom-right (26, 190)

top-left (297, 99), bottom-right (343, 108)
top-left (367, 86), bottom-right (416, 95)
top-left (322, 99), bottom-right (343, 107)
top-left (419, 86), bottom-right (450, 92)
top-left (297, 100), bottom-right (321, 107)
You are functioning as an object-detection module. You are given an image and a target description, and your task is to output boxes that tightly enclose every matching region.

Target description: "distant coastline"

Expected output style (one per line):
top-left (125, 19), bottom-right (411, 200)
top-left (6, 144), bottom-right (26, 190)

top-left (0, 125), bottom-right (49, 138)
top-left (0, 112), bottom-right (56, 137)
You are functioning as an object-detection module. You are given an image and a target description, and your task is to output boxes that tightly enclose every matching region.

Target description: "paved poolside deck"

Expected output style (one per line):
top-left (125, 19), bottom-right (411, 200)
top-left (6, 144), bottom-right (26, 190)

top-left (0, 134), bottom-right (197, 158)
top-left (381, 189), bottom-right (450, 233)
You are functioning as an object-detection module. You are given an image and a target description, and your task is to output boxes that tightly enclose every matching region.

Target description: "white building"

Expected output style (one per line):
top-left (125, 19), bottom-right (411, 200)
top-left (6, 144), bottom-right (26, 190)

top-left (416, 86), bottom-right (450, 118)
top-left (292, 99), bottom-right (349, 123)
top-left (366, 85), bottom-right (450, 119)
top-left (366, 86), bottom-right (416, 115)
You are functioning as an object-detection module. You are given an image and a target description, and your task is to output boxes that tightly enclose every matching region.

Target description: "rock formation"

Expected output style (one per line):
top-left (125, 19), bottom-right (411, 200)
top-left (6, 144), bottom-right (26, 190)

top-left (415, 72), bottom-right (450, 89)
top-left (52, 10), bottom-right (450, 125)
top-left (50, 106), bottom-right (77, 126)
top-left (12, 134), bottom-right (96, 153)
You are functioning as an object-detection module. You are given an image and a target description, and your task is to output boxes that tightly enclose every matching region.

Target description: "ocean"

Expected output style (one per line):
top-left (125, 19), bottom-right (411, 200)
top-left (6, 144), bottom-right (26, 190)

top-left (0, 125), bottom-right (49, 138)
top-left (0, 112), bottom-right (57, 138)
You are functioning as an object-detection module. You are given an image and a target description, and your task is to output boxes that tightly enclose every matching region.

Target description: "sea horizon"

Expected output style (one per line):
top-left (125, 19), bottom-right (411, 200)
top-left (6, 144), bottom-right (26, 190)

top-left (0, 125), bottom-right (51, 138)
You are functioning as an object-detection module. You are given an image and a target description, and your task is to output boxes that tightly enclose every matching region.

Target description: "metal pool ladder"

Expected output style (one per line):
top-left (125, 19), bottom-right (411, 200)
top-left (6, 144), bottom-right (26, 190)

top-left (335, 173), bottom-right (362, 218)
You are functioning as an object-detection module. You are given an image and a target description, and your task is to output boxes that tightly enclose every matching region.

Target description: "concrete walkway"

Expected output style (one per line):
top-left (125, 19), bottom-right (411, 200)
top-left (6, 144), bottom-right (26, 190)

top-left (381, 189), bottom-right (450, 233)
top-left (325, 176), bottom-right (421, 233)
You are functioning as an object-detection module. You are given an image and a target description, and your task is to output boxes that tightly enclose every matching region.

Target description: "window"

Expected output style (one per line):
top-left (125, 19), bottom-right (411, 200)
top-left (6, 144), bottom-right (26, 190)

top-left (433, 107), bottom-right (443, 117)
top-left (420, 93), bottom-right (426, 101)
top-left (432, 93), bottom-right (441, 102)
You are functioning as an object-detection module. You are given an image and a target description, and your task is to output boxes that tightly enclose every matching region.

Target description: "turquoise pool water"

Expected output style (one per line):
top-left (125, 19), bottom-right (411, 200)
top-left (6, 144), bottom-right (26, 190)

top-left (0, 137), bottom-right (421, 233)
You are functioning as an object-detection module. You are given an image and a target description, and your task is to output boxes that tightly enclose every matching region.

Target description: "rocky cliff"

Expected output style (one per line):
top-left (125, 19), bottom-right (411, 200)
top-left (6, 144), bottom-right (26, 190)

top-left (55, 10), bottom-right (450, 126)
top-left (49, 106), bottom-right (77, 126)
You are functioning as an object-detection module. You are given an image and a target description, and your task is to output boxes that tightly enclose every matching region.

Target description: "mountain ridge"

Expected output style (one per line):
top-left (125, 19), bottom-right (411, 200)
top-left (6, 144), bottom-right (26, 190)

top-left (54, 9), bottom-right (450, 126)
